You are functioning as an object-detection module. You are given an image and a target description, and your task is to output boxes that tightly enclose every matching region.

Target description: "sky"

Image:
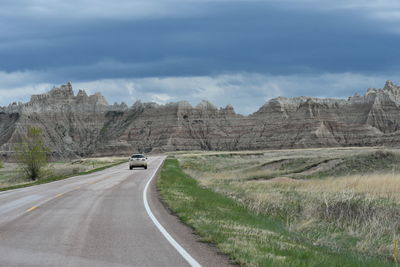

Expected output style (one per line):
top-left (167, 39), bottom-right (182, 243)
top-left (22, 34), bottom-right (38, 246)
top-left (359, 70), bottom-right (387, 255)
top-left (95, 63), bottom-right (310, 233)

top-left (1, 0), bottom-right (400, 114)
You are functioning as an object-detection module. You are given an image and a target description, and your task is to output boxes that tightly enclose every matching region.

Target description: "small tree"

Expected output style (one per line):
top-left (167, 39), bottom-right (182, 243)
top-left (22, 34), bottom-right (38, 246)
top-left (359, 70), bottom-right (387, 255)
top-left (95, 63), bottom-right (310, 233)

top-left (15, 127), bottom-right (48, 180)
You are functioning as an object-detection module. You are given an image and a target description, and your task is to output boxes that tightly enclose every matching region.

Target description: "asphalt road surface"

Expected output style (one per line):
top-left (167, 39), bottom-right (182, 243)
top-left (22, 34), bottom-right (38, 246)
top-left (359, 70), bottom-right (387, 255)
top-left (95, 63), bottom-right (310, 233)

top-left (0, 156), bottom-right (231, 267)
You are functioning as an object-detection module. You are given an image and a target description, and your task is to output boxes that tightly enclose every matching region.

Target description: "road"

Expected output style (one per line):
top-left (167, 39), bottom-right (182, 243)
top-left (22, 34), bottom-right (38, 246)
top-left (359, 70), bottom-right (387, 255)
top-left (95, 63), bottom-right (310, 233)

top-left (0, 156), bottom-right (231, 267)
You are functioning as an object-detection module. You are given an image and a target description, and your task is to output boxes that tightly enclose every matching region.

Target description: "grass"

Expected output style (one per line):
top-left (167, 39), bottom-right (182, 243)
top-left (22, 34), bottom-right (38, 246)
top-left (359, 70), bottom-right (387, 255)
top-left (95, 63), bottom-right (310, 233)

top-left (158, 158), bottom-right (396, 266)
top-left (0, 157), bottom-right (126, 192)
top-left (179, 149), bottom-right (400, 183)
top-left (297, 150), bottom-right (400, 179)
top-left (223, 176), bottom-right (400, 256)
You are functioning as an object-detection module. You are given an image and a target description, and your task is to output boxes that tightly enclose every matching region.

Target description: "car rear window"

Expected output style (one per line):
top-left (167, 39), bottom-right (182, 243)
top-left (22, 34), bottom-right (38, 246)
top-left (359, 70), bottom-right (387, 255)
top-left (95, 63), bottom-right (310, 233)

top-left (131, 154), bottom-right (145, 158)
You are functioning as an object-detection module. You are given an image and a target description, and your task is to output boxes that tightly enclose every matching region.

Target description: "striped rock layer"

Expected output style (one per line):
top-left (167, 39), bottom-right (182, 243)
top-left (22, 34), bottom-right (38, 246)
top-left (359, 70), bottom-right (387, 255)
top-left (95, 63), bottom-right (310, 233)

top-left (1, 81), bottom-right (400, 159)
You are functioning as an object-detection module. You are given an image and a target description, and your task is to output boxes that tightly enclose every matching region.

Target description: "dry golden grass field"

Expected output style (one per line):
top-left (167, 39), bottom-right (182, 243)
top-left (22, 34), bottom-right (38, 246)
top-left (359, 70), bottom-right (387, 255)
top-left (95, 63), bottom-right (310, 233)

top-left (0, 157), bottom-right (126, 188)
top-left (173, 147), bottom-right (400, 262)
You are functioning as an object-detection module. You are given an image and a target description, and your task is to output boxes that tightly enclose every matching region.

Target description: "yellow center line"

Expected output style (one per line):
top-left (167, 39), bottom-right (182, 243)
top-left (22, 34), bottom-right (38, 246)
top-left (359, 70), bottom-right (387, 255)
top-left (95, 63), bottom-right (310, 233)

top-left (54, 193), bottom-right (63, 198)
top-left (26, 206), bottom-right (38, 212)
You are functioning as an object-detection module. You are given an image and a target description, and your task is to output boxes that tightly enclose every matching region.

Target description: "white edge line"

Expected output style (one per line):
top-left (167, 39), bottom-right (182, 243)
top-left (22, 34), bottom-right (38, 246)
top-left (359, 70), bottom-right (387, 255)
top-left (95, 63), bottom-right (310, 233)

top-left (143, 157), bottom-right (202, 267)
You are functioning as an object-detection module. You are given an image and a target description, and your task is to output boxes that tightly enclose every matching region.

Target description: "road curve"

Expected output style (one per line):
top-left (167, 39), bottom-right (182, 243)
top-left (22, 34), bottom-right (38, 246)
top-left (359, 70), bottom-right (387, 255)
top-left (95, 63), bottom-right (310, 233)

top-left (0, 156), bottom-right (231, 267)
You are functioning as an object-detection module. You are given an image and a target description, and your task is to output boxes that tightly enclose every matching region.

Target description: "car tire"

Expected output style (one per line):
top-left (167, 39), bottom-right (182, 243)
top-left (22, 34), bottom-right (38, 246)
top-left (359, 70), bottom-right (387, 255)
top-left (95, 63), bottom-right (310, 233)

top-left (129, 166), bottom-right (133, 170)
top-left (144, 166), bottom-right (147, 169)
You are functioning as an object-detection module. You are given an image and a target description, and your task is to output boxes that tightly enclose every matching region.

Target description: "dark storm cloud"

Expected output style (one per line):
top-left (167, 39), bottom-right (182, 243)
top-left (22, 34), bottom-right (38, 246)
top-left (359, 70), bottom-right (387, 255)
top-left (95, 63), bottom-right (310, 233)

top-left (1, 0), bottom-right (400, 114)
top-left (1, 1), bottom-right (400, 81)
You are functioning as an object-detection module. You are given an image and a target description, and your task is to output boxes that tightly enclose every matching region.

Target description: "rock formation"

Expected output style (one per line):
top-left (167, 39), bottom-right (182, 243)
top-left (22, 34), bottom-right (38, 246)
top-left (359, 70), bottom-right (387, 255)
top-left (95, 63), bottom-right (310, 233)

top-left (1, 81), bottom-right (400, 159)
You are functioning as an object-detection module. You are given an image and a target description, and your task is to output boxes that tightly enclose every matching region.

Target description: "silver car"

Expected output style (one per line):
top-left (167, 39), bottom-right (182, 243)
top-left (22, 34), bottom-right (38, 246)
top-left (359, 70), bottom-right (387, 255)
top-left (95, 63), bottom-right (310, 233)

top-left (129, 154), bottom-right (148, 169)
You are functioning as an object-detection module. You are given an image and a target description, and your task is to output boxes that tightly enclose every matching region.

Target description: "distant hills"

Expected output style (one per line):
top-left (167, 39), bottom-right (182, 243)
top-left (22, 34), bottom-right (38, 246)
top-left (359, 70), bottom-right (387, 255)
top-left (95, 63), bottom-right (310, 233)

top-left (1, 81), bottom-right (400, 159)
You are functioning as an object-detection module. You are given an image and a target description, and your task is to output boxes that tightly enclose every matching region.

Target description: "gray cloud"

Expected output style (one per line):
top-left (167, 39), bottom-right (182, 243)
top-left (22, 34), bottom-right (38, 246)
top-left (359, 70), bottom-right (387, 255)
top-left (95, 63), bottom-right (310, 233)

top-left (2, 5), bottom-right (399, 76)
top-left (1, 0), bottom-right (400, 113)
top-left (3, 0), bottom-right (399, 24)
top-left (0, 0), bottom-right (203, 20)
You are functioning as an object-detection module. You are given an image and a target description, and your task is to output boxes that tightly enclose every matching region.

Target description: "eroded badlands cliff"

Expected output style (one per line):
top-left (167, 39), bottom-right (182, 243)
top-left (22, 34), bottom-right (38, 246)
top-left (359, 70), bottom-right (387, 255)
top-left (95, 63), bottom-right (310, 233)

top-left (1, 81), bottom-right (400, 159)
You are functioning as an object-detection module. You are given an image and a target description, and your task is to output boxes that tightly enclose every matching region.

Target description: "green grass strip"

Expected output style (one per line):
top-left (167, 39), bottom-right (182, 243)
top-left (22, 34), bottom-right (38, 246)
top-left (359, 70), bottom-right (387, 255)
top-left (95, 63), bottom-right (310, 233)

top-left (0, 160), bottom-right (126, 192)
top-left (157, 158), bottom-right (395, 267)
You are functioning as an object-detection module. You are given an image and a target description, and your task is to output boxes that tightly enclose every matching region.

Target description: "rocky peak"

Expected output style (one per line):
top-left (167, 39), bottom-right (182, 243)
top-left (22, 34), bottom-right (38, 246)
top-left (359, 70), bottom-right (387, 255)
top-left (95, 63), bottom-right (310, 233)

top-left (384, 80), bottom-right (397, 90)
top-left (223, 104), bottom-right (235, 112)
top-left (175, 101), bottom-right (193, 116)
top-left (48, 82), bottom-right (74, 99)
top-left (176, 101), bottom-right (192, 109)
top-left (111, 102), bottom-right (128, 110)
top-left (196, 100), bottom-right (217, 110)
top-left (131, 100), bottom-right (145, 112)
top-left (216, 104), bottom-right (236, 116)
top-left (366, 88), bottom-right (377, 96)
top-left (2, 82), bottom-right (128, 114)
top-left (89, 92), bottom-right (108, 106)
top-left (31, 82), bottom-right (75, 103)
top-left (76, 89), bottom-right (88, 98)
top-left (61, 81), bottom-right (73, 93)
top-left (383, 80), bottom-right (400, 96)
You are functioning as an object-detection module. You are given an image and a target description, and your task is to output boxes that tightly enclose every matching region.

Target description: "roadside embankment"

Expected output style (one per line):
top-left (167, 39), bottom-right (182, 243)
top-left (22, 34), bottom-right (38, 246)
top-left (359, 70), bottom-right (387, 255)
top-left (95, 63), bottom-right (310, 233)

top-left (157, 157), bottom-right (395, 266)
top-left (0, 157), bottom-right (127, 192)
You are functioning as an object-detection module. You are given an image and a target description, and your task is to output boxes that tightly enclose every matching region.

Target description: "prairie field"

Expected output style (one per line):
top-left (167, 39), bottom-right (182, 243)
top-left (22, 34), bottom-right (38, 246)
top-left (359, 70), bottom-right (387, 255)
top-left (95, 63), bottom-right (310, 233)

top-left (171, 147), bottom-right (400, 264)
top-left (0, 157), bottom-right (126, 189)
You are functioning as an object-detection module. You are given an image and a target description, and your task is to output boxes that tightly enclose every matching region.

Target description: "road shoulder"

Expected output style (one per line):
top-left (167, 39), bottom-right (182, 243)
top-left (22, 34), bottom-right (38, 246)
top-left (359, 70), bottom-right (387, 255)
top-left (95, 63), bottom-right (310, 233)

top-left (147, 161), bottom-right (233, 267)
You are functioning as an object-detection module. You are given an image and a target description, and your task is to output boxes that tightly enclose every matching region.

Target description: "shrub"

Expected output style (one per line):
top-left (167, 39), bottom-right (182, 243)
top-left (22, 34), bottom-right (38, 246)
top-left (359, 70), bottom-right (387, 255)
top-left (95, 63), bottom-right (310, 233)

top-left (15, 127), bottom-right (49, 180)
